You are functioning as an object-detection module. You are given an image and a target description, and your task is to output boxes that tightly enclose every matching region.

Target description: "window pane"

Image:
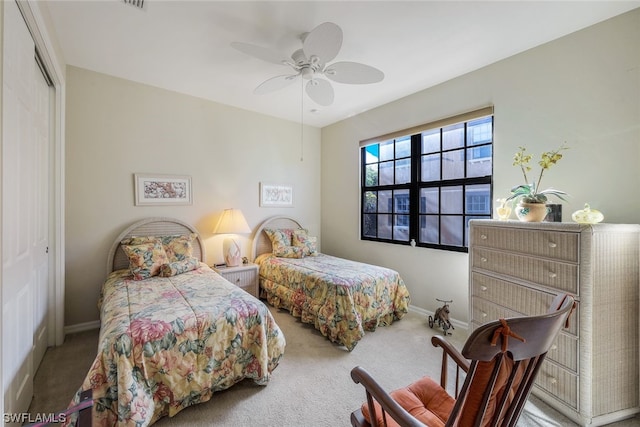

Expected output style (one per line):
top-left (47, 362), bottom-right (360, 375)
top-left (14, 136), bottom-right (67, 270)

top-left (466, 184), bottom-right (491, 214)
top-left (380, 140), bottom-right (394, 161)
top-left (421, 153), bottom-right (440, 182)
top-left (468, 117), bottom-right (492, 145)
top-left (420, 215), bottom-right (439, 244)
top-left (422, 129), bottom-right (440, 153)
top-left (442, 123), bottom-right (464, 150)
top-left (378, 214), bottom-right (392, 239)
top-left (394, 190), bottom-right (410, 213)
top-left (363, 191), bottom-right (377, 213)
top-left (420, 188), bottom-right (439, 214)
top-left (441, 186), bottom-right (463, 214)
top-left (378, 190), bottom-right (392, 213)
top-left (365, 163), bottom-right (378, 186)
top-left (442, 149), bottom-right (465, 180)
top-left (466, 145), bottom-right (492, 178)
top-left (394, 214), bottom-right (410, 241)
top-left (395, 158), bottom-right (411, 184)
top-left (365, 145), bottom-right (379, 163)
top-left (379, 161), bottom-right (394, 185)
top-left (363, 214), bottom-right (377, 238)
top-left (396, 136), bottom-right (411, 158)
top-left (441, 216), bottom-right (463, 246)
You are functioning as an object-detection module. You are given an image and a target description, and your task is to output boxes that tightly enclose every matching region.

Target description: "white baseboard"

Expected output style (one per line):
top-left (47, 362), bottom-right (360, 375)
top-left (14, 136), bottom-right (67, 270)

top-left (64, 320), bottom-right (100, 335)
top-left (409, 304), bottom-right (468, 331)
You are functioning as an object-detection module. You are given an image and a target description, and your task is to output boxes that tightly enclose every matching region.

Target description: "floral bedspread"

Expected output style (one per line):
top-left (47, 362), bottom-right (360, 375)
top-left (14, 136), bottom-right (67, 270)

top-left (255, 253), bottom-right (410, 351)
top-left (69, 264), bottom-right (285, 426)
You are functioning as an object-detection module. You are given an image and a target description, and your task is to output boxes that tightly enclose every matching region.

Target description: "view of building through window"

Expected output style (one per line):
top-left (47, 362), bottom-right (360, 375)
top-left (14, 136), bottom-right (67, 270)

top-left (361, 114), bottom-right (493, 251)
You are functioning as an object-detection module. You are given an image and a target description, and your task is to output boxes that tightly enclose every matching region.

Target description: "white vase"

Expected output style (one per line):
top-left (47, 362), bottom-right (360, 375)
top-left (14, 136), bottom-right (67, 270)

top-left (515, 202), bottom-right (549, 222)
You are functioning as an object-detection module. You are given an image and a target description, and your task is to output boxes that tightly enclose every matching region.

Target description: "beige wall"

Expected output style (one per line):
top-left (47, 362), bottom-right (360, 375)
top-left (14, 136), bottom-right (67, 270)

top-left (321, 9), bottom-right (640, 323)
top-left (65, 66), bottom-right (321, 326)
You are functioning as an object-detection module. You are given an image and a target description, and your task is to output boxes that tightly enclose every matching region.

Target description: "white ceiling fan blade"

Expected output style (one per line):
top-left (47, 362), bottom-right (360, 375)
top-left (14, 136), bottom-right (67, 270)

top-left (231, 42), bottom-right (290, 66)
top-left (305, 79), bottom-right (334, 106)
top-left (254, 74), bottom-right (300, 95)
top-left (303, 22), bottom-right (343, 64)
top-left (324, 61), bottom-right (385, 84)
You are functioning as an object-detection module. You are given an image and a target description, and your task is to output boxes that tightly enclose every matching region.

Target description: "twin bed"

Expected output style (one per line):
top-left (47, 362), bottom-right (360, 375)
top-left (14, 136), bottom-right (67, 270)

top-left (252, 216), bottom-right (410, 351)
top-left (72, 216), bottom-right (409, 425)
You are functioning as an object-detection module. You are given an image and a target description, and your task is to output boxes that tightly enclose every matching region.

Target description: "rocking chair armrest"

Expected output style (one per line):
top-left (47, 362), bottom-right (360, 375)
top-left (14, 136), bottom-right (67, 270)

top-left (351, 366), bottom-right (426, 427)
top-left (431, 335), bottom-right (470, 372)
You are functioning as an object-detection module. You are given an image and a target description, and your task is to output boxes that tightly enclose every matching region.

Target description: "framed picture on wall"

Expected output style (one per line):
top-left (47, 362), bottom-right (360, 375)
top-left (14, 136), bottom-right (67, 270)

top-left (134, 174), bottom-right (192, 206)
top-left (259, 183), bottom-right (293, 207)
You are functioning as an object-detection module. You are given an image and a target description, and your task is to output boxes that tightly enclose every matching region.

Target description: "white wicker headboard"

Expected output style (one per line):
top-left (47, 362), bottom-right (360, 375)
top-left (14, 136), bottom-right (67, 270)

top-left (107, 217), bottom-right (205, 275)
top-left (251, 216), bottom-right (303, 261)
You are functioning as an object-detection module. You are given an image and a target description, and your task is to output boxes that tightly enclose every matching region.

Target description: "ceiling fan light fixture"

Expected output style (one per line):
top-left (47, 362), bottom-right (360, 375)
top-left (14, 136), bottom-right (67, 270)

top-left (231, 21), bottom-right (384, 106)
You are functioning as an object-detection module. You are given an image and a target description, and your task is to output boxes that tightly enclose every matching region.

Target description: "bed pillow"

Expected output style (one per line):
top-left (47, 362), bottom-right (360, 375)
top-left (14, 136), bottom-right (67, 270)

top-left (292, 228), bottom-right (318, 256)
top-left (160, 256), bottom-right (200, 277)
top-left (159, 233), bottom-right (197, 262)
top-left (120, 238), bottom-right (169, 280)
top-left (264, 228), bottom-right (303, 258)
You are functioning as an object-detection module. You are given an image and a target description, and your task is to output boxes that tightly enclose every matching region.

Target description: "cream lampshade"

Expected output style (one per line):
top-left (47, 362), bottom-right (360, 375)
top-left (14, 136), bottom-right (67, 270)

top-left (214, 208), bottom-right (251, 267)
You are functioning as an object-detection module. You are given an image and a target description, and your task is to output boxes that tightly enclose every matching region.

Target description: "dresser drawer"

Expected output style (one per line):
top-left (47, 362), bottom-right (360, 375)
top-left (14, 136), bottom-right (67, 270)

top-left (535, 362), bottom-right (579, 410)
top-left (214, 265), bottom-right (259, 298)
top-left (471, 273), bottom-right (578, 336)
top-left (472, 248), bottom-right (579, 294)
top-left (471, 296), bottom-right (520, 326)
top-left (471, 226), bottom-right (579, 263)
top-left (471, 297), bottom-right (578, 370)
top-left (547, 333), bottom-right (578, 372)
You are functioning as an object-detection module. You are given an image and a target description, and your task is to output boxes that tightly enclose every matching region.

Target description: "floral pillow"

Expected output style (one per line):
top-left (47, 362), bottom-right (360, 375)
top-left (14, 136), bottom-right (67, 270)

top-left (120, 238), bottom-right (169, 280)
top-left (160, 256), bottom-right (200, 277)
top-left (292, 228), bottom-right (318, 256)
top-left (264, 228), bottom-right (303, 258)
top-left (159, 233), bottom-right (197, 262)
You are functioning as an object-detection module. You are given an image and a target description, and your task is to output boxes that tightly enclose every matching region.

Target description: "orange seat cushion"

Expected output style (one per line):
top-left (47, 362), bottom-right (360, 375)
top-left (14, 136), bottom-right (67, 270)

top-left (361, 376), bottom-right (455, 427)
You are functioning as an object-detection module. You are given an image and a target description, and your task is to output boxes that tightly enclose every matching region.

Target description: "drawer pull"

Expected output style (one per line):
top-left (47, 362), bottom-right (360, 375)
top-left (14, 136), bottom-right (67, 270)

top-left (481, 257), bottom-right (487, 263)
top-left (550, 344), bottom-right (558, 351)
top-left (549, 242), bottom-right (557, 248)
top-left (481, 312), bottom-right (487, 318)
top-left (549, 272), bottom-right (557, 278)
top-left (480, 286), bottom-right (487, 292)
top-left (236, 278), bottom-right (241, 283)
top-left (548, 376), bottom-right (558, 385)
top-left (480, 234), bottom-right (487, 240)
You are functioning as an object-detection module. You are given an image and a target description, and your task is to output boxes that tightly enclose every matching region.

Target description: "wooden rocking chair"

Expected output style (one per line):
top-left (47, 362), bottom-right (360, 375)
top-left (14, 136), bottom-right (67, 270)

top-left (350, 294), bottom-right (575, 427)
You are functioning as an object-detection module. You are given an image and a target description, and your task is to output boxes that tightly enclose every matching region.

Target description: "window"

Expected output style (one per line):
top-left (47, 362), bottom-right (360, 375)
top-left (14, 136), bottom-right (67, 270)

top-left (361, 108), bottom-right (493, 252)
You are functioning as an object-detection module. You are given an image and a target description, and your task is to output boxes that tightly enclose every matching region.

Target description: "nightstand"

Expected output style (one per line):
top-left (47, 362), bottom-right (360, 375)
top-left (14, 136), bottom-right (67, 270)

top-left (213, 263), bottom-right (259, 298)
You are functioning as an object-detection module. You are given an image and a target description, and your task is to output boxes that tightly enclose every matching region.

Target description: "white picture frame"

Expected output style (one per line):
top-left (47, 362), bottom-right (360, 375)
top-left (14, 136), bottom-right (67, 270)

top-left (259, 183), bottom-right (293, 207)
top-left (134, 173), bottom-right (192, 206)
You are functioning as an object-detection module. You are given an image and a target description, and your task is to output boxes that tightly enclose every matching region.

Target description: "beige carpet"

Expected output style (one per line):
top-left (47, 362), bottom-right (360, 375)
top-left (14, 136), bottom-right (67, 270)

top-left (29, 306), bottom-right (639, 426)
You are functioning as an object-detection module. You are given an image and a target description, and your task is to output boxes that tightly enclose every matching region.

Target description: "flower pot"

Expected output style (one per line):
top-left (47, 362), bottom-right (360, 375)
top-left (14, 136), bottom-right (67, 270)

top-left (515, 202), bottom-right (549, 222)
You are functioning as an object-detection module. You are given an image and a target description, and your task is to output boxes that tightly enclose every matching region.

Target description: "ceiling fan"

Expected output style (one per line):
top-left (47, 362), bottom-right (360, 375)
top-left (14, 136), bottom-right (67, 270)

top-left (231, 22), bottom-right (384, 107)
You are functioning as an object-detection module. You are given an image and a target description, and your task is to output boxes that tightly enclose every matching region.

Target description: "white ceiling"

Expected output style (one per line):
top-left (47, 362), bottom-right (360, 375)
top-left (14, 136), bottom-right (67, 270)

top-left (43, 1), bottom-right (640, 128)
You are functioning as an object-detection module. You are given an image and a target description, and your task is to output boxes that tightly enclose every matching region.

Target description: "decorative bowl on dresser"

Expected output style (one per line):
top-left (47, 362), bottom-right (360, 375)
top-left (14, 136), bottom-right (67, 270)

top-left (468, 219), bottom-right (640, 426)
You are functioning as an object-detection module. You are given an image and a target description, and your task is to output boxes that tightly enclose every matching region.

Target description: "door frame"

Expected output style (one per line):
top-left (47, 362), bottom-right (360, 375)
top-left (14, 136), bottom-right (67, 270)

top-left (4, 0), bottom-right (66, 346)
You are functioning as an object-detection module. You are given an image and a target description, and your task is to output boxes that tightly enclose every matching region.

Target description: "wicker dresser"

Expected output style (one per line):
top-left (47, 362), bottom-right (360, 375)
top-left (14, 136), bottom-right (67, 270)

top-left (468, 220), bottom-right (640, 426)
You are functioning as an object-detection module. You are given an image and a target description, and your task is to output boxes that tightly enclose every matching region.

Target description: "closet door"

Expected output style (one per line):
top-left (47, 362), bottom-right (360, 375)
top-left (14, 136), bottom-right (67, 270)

top-left (2, 0), bottom-right (50, 415)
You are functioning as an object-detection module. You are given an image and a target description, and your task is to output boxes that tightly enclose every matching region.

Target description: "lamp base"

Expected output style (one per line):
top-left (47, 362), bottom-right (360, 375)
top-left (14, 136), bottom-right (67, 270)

top-left (223, 237), bottom-right (242, 267)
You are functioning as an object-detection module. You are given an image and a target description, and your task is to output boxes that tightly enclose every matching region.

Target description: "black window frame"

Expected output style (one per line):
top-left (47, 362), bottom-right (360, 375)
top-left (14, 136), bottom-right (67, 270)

top-left (360, 110), bottom-right (493, 253)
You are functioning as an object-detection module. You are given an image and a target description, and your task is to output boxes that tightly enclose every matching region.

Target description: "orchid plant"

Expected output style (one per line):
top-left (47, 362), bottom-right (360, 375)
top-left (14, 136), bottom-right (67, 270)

top-left (507, 143), bottom-right (569, 204)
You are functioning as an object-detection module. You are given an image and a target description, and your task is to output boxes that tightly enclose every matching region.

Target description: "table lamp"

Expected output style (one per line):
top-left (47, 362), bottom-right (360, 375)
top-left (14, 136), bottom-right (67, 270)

top-left (214, 208), bottom-right (251, 267)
